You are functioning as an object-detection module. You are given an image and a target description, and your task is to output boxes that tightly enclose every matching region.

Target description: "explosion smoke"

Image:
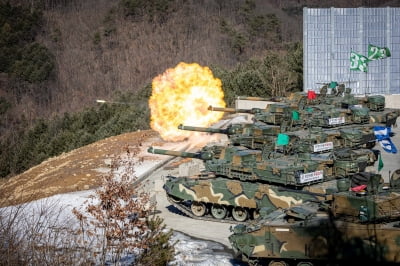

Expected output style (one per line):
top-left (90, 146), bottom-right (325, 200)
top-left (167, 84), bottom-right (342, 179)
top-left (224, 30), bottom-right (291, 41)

top-left (149, 62), bottom-right (226, 141)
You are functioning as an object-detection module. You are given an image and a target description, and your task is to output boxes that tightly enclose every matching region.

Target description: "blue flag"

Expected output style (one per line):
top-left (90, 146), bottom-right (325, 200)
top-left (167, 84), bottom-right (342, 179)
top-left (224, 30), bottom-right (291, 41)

top-left (374, 126), bottom-right (397, 153)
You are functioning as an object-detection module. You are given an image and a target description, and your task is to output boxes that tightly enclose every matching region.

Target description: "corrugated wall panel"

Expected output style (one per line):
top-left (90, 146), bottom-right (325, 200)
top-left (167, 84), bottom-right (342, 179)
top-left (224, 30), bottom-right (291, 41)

top-left (303, 7), bottom-right (400, 95)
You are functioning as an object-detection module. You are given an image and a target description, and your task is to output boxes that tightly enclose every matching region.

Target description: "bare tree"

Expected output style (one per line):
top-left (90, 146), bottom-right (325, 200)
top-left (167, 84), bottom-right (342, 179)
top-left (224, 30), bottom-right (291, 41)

top-left (72, 149), bottom-right (174, 265)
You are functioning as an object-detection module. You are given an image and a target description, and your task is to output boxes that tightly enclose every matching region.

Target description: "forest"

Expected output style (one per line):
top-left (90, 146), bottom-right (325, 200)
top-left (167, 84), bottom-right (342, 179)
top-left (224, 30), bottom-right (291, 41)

top-left (1, 0), bottom-right (398, 178)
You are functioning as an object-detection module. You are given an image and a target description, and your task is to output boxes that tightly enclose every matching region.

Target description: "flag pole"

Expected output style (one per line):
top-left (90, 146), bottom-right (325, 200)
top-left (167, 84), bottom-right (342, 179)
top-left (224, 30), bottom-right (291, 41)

top-left (350, 49), bottom-right (353, 93)
top-left (365, 46), bottom-right (369, 94)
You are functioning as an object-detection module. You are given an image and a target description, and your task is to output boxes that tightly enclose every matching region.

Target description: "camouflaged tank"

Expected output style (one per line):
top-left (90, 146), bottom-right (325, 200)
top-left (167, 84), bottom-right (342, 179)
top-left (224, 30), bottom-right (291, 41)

top-left (147, 144), bottom-right (377, 222)
top-left (210, 86), bottom-right (400, 128)
top-left (229, 170), bottom-right (400, 265)
top-left (148, 86), bottom-right (396, 223)
top-left (178, 123), bottom-right (377, 153)
top-left (238, 84), bottom-right (393, 112)
top-left (209, 100), bottom-right (398, 129)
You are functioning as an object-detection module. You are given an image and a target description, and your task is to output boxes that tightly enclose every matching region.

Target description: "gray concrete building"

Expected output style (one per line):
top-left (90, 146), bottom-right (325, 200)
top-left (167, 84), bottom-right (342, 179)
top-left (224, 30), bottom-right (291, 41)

top-left (303, 7), bottom-right (400, 95)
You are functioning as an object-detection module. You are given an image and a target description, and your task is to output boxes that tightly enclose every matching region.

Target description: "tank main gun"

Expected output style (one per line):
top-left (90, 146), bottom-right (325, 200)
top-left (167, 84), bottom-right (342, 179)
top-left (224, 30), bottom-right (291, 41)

top-left (207, 105), bottom-right (260, 114)
top-left (236, 96), bottom-right (283, 102)
top-left (147, 146), bottom-right (214, 160)
top-left (178, 124), bottom-right (240, 135)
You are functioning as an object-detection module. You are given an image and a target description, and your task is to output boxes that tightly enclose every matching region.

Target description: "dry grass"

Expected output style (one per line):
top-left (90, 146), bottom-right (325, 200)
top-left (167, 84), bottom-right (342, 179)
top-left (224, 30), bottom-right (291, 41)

top-left (0, 129), bottom-right (159, 208)
top-left (0, 128), bottom-right (173, 265)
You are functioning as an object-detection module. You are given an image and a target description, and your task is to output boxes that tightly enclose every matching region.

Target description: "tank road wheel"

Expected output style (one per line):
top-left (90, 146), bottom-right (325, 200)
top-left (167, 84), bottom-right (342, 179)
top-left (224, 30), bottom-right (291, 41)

top-left (191, 201), bottom-right (206, 217)
top-left (210, 204), bottom-right (227, 219)
top-left (269, 260), bottom-right (288, 266)
top-left (252, 209), bottom-right (260, 220)
top-left (366, 140), bottom-right (376, 149)
top-left (169, 195), bottom-right (183, 203)
top-left (232, 207), bottom-right (248, 222)
top-left (390, 169), bottom-right (400, 188)
top-left (297, 262), bottom-right (313, 266)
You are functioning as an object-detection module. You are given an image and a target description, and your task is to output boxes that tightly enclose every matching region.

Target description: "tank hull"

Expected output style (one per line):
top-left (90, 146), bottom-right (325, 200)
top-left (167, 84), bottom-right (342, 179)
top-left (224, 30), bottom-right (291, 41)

top-left (163, 175), bottom-right (336, 222)
top-left (229, 184), bottom-right (400, 265)
top-left (230, 211), bottom-right (400, 265)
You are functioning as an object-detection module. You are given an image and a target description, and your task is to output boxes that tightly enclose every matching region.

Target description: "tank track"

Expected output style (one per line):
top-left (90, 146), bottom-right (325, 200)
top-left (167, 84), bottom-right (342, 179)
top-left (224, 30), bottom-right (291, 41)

top-left (165, 194), bottom-right (246, 225)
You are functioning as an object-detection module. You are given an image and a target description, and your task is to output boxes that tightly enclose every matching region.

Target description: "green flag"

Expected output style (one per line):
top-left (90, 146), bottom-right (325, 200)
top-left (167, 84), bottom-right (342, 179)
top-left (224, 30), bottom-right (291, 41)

top-left (350, 51), bottom-right (369, 72)
top-left (276, 133), bottom-right (290, 146)
top-left (368, 44), bottom-right (391, 60)
top-left (329, 81), bottom-right (338, 88)
top-left (378, 153), bottom-right (384, 172)
top-left (292, 110), bottom-right (299, 120)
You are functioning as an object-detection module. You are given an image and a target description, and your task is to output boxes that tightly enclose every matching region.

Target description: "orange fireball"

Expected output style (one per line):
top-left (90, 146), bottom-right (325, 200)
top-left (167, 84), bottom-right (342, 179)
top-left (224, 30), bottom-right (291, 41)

top-left (149, 62), bottom-right (226, 141)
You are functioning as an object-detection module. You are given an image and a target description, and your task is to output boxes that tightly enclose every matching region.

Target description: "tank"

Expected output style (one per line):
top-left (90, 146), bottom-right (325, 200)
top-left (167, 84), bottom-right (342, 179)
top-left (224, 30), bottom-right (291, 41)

top-left (236, 84), bottom-right (395, 113)
top-left (178, 123), bottom-right (376, 152)
top-left (148, 87), bottom-right (395, 224)
top-left (147, 144), bottom-right (377, 222)
top-left (162, 174), bottom-right (333, 222)
top-left (179, 122), bottom-right (280, 150)
top-left (229, 170), bottom-right (400, 265)
top-left (148, 145), bottom-right (376, 185)
top-left (211, 102), bottom-right (389, 129)
top-left (211, 88), bottom-right (400, 128)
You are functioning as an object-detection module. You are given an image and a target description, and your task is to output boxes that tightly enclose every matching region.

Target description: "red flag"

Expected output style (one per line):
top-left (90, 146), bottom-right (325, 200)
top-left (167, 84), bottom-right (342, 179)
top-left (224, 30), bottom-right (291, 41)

top-left (307, 90), bottom-right (316, 99)
top-left (351, 184), bottom-right (367, 192)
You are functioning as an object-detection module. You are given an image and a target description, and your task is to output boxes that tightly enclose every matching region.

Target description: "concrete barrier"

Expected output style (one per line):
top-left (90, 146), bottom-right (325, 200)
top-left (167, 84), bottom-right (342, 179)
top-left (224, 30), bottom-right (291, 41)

top-left (384, 94), bottom-right (400, 109)
top-left (235, 99), bottom-right (275, 110)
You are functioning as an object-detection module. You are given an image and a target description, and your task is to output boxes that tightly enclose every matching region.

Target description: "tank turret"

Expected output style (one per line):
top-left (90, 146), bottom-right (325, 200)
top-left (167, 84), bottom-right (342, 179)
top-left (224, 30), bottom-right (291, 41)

top-left (178, 122), bottom-right (281, 150)
top-left (283, 126), bottom-right (377, 154)
top-left (357, 94), bottom-right (386, 111)
top-left (229, 170), bottom-right (400, 265)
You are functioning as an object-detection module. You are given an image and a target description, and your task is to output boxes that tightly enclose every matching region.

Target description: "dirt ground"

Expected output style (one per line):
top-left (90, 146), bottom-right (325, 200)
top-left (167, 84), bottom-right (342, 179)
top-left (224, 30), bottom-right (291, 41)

top-left (0, 130), bottom-right (161, 208)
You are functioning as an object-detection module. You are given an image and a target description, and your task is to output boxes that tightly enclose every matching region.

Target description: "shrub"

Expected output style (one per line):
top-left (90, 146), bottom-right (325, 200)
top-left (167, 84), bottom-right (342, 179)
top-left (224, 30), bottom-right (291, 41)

top-left (72, 150), bottom-right (175, 265)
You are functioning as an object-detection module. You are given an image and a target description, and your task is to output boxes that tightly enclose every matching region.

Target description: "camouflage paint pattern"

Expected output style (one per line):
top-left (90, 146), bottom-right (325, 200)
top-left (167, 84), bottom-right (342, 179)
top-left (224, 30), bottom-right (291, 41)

top-left (229, 184), bottom-right (400, 264)
top-left (209, 88), bottom-right (399, 128)
top-left (163, 176), bottom-right (332, 213)
top-left (149, 145), bottom-right (374, 187)
top-left (179, 122), bottom-right (376, 152)
top-left (365, 95), bottom-right (385, 111)
top-left (369, 108), bottom-right (400, 127)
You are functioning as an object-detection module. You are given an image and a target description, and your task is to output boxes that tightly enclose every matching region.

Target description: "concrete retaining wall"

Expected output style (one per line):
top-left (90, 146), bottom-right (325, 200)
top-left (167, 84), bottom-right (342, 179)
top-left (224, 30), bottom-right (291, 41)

top-left (384, 95), bottom-right (400, 109)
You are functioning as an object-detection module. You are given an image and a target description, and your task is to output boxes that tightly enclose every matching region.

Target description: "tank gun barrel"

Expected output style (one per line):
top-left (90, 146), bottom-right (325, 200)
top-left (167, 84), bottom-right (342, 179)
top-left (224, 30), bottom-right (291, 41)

top-left (147, 147), bottom-right (213, 160)
top-left (178, 124), bottom-right (238, 135)
top-left (236, 96), bottom-right (282, 102)
top-left (208, 105), bottom-right (262, 114)
top-left (208, 105), bottom-right (256, 114)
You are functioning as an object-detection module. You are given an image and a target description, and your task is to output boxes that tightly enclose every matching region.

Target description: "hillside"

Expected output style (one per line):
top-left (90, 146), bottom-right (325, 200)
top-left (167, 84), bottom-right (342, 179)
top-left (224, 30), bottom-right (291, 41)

top-left (1, 0), bottom-right (399, 180)
top-left (4, 0), bottom-right (398, 124)
top-left (0, 129), bottom-right (160, 207)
